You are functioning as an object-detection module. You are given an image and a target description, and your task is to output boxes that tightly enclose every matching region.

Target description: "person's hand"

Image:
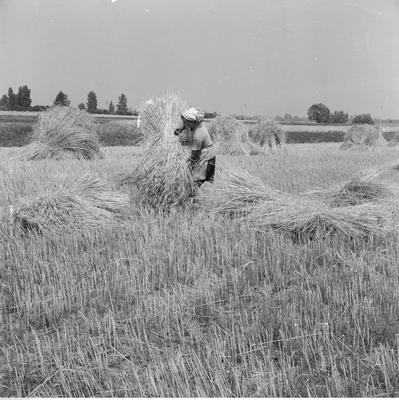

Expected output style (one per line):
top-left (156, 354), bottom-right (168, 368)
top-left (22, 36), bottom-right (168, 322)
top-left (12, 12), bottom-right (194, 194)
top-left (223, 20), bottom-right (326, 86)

top-left (174, 127), bottom-right (184, 136)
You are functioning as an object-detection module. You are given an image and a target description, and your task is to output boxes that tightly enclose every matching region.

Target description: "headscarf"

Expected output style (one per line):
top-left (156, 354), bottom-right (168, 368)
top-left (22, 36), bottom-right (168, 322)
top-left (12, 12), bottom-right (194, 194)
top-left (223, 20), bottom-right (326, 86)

top-left (181, 107), bottom-right (205, 123)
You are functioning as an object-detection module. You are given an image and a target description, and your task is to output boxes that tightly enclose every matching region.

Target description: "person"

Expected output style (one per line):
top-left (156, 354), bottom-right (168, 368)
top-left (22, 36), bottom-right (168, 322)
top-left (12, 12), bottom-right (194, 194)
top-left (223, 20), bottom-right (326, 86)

top-left (174, 107), bottom-right (216, 187)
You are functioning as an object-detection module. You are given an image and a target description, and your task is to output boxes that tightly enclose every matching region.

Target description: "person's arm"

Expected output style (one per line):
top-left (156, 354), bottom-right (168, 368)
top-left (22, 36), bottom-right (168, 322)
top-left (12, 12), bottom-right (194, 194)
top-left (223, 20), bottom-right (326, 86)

top-left (189, 149), bottom-right (201, 168)
top-left (188, 130), bottom-right (203, 168)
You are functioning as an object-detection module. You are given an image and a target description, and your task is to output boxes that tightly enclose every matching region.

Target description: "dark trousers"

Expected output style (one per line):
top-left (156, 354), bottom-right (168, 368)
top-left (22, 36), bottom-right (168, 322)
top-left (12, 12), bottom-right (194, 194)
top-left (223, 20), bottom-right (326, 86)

top-left (195, 156), bottom-right (216, 187)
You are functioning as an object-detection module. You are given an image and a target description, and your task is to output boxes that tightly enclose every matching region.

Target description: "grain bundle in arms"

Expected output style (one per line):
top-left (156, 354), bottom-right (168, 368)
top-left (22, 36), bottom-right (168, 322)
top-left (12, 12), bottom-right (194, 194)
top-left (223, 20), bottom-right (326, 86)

top-left (119, 93), bottom-right (197, 210)
top-left (175, 107), bottom-right (217, 189)
top-left (18, 106), bottom-right (103, 160)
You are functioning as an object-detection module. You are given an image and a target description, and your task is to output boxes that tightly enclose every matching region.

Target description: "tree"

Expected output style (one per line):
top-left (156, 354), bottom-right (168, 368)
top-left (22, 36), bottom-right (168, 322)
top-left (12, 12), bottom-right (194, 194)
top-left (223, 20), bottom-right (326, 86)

top-left (86, 91), bottom-right (97, 113)
top-left (283, 113), bottom-right (293, 121)
top-left (352, 113), bottom-right (374, 125)
top-left (31, 105), bottom-right (50, 112)
top-left (204, 111), bottom-right (218, 119)
top-left (329, 110), bottom-right (348, 124)
top-left (16, 85), bottom-right (32, 108)
top-left (54, 91), bottom-right (70, 106)
top-left (78, 103), bottom-right (86, 110)
top-left (0, 94), bottom-right (9, 108)
top-left (108, 101), bottom-right (115, 114)
top-left (116, 93), bottom-right (128, 115)
top-left (8, 87), bottom-right (16, 109)
top-left (307, 103), bottom-right (330, 123)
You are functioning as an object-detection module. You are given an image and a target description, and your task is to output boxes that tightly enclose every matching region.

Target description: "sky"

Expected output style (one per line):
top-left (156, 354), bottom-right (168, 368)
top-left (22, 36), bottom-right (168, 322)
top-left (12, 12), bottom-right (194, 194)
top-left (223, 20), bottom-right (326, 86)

top-left (1, 0), bottom-right (399, 118)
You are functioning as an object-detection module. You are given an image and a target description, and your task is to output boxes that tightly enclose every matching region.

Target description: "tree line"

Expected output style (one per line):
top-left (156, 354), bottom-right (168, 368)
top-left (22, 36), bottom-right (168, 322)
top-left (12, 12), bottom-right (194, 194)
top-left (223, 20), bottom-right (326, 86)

top-left (0, 85), bottom-right (136, 115)
top-left (0, 85), bottom-right (384, 124)
top-left (225, 107), bottom-right (376, 124)
top-left (307, 103), bottom-right (374, 124)
top-left (0, 86), bottom-right (33, 111)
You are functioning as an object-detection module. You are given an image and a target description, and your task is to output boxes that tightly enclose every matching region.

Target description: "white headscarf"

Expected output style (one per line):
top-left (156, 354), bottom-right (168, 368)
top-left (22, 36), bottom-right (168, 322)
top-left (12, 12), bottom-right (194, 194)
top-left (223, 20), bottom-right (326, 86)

top-left (181, 107), bottom-right (205, 123)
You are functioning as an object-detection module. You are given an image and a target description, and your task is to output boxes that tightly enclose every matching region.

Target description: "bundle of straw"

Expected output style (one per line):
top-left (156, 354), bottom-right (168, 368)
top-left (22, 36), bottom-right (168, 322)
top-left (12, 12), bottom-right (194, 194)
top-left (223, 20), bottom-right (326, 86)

top-left (19, 106), bottom-right (103, 160)
top-left (208, 116), bottom-right (249, 155)
top-left (340, 124), bottom-right (386, 151)
top-left (200, 168), bottom-right (397, 243)
top-left (245, 200), bottom-right (391, 242)
top-left (339, 142), bottom-right (372, 152)
top-left (199, 168), bottom-right (278, 217)
top-left (118, 93), bottom-right (197, 209)
top-left (68, 173), bottom-right (129, 212)
top-left (13, 173), bottom-right (129, 234)
top-left (247, 142), bottom-right (269, 155)
top-left (139, 95), bottom-right (186, 141)
top-left (330, 179), bottom-right (393, 207)
top-left (248, 118), bottom-right (286, 150)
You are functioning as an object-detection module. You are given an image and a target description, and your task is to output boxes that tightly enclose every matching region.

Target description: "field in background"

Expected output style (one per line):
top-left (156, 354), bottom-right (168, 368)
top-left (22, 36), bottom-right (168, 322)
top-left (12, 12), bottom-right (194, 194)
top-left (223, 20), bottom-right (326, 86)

top-left (1, 114), bottom-right (399, 147)
top-left (1, 110), bottom-right (399, 130)
top-left (0, 110), bottom-right (137, 124)
top-left (2, 144), bottom-right (399, 396)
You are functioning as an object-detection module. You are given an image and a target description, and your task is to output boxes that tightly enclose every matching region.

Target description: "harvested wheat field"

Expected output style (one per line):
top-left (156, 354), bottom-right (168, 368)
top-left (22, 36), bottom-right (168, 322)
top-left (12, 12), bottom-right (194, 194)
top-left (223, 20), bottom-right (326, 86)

top-left (4, 0), bottom-right (399, 395)
top-left (3, 142), bottom-right (399, 397)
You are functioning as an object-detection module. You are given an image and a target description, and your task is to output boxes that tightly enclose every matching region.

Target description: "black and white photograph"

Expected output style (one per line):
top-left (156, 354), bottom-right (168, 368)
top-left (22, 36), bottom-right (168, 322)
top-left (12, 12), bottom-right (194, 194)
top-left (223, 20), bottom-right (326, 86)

top-left (1, 0), bottom-right (399, 397)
